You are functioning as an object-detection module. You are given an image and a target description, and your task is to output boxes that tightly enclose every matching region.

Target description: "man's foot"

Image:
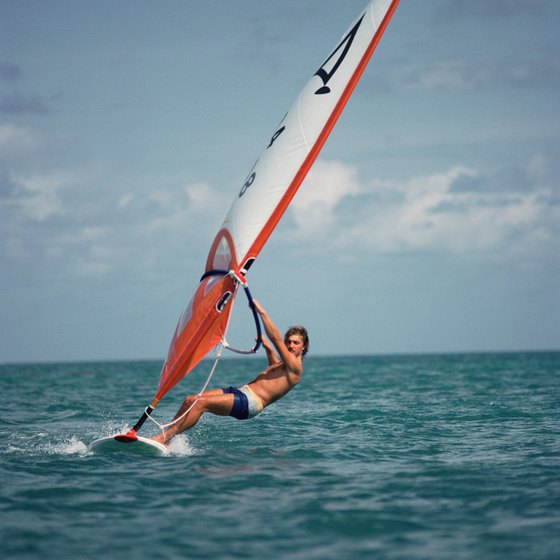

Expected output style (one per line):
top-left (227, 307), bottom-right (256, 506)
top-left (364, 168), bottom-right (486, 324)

top-left (151, 432), bottom-right (168, 445)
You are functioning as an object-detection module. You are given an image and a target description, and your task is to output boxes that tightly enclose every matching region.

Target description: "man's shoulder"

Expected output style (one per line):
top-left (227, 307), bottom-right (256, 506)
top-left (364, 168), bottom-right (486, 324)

top-left (287, 358), bottom-right (303, 377)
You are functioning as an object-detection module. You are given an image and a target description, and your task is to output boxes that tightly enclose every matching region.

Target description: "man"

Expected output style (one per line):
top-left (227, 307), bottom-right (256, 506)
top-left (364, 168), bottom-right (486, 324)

top-left (152, 300), bottom-right (308, 444)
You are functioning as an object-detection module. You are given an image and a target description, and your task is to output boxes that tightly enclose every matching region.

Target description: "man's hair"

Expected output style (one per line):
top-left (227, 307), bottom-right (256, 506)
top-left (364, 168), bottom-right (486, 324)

top-left (284, 326), bottom-right (309, 357)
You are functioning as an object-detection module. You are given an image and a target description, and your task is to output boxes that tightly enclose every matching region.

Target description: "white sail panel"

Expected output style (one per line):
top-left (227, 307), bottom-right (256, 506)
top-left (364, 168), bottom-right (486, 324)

top-left (217, 0), bottom-right (399, 270)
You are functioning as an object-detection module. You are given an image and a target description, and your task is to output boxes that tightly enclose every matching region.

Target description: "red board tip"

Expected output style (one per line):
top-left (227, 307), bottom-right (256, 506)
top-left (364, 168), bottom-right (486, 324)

top-left (114, 430), bottom-right (138, 443)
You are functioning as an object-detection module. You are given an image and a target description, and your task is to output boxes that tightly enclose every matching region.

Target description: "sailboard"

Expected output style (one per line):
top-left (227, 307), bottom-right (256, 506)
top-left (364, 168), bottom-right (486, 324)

top-left (113, 0), bottom-right (400, 440)
top-left (88, 435), bottom-right (169, 456)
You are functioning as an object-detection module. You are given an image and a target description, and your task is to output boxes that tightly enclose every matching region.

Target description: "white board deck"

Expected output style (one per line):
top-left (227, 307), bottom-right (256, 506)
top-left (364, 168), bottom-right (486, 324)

top-left (88, 435), bottom-right (169, 456)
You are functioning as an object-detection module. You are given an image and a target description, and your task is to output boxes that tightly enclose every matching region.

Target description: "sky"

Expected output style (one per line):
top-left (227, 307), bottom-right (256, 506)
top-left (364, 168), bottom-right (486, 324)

top-left (1, 0), bottom-right (559, 363)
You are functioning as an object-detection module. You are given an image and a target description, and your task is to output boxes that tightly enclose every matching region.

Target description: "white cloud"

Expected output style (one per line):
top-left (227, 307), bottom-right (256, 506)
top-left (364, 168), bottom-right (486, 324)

top-left (0, 170), bottom-right (73, 228)
top-left (14, 171), bottom-right (80, 221)
top-left (390, 61), bottom-right (476, 93)
top-left (54, 182), bottom-right (223, 279)
top-left (184, 181), bottom-right (216, 213)
top-left (1, 169), bottom-right (226, 282)
top-left (286, 159), bottom-right (558, 263)
top-left (117, 193), bottom-right (134, 209)
top-left (144, 181), bottom-right (222, 233)
top-left (382, 58), bottom-right (560, 94)
top-left (440, 0), bottom-right (547, 20)
top-left (72, 256), bottom-right (112, 278)
top-left (291, 160), bottom-right (361, 235)
top-left (0, 124), bottom-right (41, 158)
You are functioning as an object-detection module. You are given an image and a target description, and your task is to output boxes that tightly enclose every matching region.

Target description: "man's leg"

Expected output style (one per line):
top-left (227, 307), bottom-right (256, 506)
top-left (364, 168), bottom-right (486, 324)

top-left (153, 390), bottom-right (234, 444)
top-left (169, 388), bottom-right (223, 423)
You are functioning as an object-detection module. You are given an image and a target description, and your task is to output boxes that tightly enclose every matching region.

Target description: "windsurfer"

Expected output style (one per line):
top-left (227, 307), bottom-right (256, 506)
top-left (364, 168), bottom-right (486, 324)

top-left (152, 300), bottom-right (308, 444)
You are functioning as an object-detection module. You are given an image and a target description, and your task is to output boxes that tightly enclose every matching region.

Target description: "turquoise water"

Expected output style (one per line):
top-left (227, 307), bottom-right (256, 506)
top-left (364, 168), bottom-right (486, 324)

top-left (1, 352), bottom-right (559, 559)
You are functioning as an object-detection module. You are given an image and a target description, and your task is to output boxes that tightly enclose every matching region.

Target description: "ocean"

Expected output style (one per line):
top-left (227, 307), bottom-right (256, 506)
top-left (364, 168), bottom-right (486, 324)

top-left (1, 352), bottom-right (559, 560)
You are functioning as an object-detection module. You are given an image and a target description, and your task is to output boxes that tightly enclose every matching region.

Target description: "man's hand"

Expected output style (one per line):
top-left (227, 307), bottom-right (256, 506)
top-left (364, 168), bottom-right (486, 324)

top-left (261, 335), bottom-right (273, 352)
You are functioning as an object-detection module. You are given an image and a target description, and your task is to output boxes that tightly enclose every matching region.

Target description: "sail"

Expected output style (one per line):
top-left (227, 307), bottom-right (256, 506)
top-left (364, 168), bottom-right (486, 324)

top-left (153, 0), bottom-right (400, 405)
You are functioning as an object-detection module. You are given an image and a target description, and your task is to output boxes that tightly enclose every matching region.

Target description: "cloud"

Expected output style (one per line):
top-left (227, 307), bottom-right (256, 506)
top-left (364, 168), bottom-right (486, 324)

top-left (0, 171), bottom-right (69, 272)
top-left (0, 168), bottom-right (69, 228)
top-left (438, 0), bottom-right (548, 20)
top-left (16, 172), bottom-right (72, 221)
top-left (71, 180), bottom-right (223, 279)
top-left (290, 160), bottom-right (361, 235)
top-left (380, 58), bottom-right (560, 93)
top-left (135, 181), bottom-right (222, 235)
top-left (1, 164), bottom-right (225, 283)
top-left (184, 182), bottom-right (216, 213)
top-left (286, 158), bottom-right (558, 263)
top-left (0, 124), bottom-right (42, 158)
top-left (2, 142), bottom-right (555, 290)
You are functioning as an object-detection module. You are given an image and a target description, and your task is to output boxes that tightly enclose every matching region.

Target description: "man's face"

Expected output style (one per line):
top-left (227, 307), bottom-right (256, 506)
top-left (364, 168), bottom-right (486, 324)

top-left (285, 334), bottom-right (305, 357)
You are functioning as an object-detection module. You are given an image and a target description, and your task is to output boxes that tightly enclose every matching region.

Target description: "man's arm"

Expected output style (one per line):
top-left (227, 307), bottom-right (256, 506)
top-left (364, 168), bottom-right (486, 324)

top-left (261, 335), bottom-right (280, 366)
top-left (253, 300), bottom-right (301, 374)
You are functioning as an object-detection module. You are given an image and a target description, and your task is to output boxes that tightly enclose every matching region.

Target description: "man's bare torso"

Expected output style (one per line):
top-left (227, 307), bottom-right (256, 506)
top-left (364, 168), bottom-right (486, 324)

top-left (248, 362), bottom-right (301, 407)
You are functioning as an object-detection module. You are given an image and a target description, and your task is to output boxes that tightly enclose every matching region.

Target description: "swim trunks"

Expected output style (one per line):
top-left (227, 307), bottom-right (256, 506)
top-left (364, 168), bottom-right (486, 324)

top-left (222, 385), bottom-right (264, 420)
